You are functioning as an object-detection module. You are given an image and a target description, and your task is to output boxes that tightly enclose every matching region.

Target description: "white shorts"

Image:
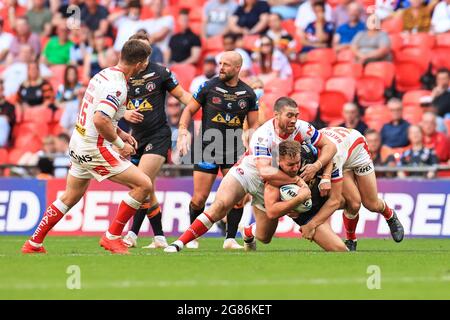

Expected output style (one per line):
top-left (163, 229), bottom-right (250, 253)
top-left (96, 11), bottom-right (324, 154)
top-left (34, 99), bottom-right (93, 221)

top-left (68, 139), bottom-right (132, 182)
top-left (228, 161), bottom-right (266, 212)
top-left (344, 136), bottom-right (374, 176)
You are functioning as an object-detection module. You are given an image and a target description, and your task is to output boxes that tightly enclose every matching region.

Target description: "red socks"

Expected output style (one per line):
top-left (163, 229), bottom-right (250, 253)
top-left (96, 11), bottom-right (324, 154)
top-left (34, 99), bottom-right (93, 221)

top-left (244, 224), bottom-right (255, 238)
top-left (179, 213), bottom-right (214, 245)
top-left (381, 201), bottom-right (394, 220)
top-left (343, 213), bottom-right (359, 241)
top-left (31, 200), bottom-right (67, 244)
top-left (108, 195), bottom-right (141, 236)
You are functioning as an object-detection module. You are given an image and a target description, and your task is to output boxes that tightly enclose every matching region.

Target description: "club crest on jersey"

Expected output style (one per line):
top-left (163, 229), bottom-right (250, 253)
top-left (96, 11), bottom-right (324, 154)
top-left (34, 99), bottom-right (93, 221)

top-left (212, 96), bottom-right (222, 104)
top-left (116, 91), bottom-right (121, 97)
top-left (237, 168), bottom-right (244, 175)
top-left (238, 99), bottom-right (247, 109)
top-left (146, 82), bottom-right (156, 92)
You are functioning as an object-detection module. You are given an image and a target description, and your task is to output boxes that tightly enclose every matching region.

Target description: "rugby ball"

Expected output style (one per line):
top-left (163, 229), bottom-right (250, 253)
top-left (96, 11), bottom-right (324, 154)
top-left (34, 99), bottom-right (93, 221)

top-left (279, 184), bottom-right (312, 213)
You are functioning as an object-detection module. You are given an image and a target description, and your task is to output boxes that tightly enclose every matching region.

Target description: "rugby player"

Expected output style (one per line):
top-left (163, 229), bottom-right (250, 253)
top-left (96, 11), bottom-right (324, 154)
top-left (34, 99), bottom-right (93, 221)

top-left (22, 40), bottom-right (153, 255)
top-left (164, 97), bottom-right (337, 253)
top-left (300, 127), bottom-right (405, 249)
top-left (176, 51), bottom-right (259, 250)
top-left (120, 32), bottom-right (192, 249)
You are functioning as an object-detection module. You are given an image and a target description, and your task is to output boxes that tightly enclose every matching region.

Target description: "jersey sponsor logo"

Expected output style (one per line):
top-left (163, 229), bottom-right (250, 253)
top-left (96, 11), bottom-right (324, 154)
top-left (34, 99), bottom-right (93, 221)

top-left (212, 96), bottom-right (222, 104)
top-left (75, 123), bottom-right (86, 136)
top-left (106, 94), bottom-right (120, 108)
top-left (355, 163), bottom-right (373, 175)
top-left (235, 90), bottom-right (247, 96)
top-left (238, 99), bottom-right (247, 109)
top-left (224, 93), bottom-right (237, 101)
top-left (93, 165), bottom-right (110, 176)
top-left (254, 145), bottom-right (270, 156)
top-left (146, 81), bottom-right (156, 92)
top-left (211, 113), bottom-right (242, 126)
top-left (237, 167), bottom-right (244, 175)
top-left (85, 92), bottom-right (94, 104)
top-left (127, 99), bottom-right (153, 111)
top-left (142, 72), bottom-right (156, 79)
top-left (130, 79), bottom-right (146, 86)
top-left (215, 87), bottom-right (228, 93)
top-left (145, 143), bottom-right (153, 152)
top-left (69, 150), bottom-right (93, 164)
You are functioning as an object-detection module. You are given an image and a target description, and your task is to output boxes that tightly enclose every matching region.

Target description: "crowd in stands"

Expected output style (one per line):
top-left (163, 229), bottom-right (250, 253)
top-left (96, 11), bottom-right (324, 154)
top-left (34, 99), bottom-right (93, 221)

top-left (0, 0), bottom-right (449, 179)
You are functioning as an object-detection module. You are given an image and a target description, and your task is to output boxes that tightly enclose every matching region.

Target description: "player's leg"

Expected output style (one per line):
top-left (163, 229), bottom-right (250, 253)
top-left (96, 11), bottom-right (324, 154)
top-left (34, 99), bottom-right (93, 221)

top-left (342, 171), bottom-right (361, 251)
top-left (100, 165), bottom-right (153, 254)
top-left (165, 173), bottom-right (247, 253)
top-left (313, 221), bottom-right (349, 252)
top-left (355, 171), bottom-right (404, 242)
top-left (22, 173), bottom-right (91, 253)
top-left (241, 206), bottom-right (279, 251)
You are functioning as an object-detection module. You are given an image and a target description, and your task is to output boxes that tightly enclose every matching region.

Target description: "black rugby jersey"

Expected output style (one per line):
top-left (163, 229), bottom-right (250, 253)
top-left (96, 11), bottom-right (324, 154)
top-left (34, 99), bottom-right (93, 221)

top-left (127, 62), bottom-right (179, 139)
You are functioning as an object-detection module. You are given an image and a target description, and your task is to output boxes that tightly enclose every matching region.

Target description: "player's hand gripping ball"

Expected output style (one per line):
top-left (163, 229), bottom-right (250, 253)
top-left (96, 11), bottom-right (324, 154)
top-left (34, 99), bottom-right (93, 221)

top-left (280, 184), bottom-right (312, 213)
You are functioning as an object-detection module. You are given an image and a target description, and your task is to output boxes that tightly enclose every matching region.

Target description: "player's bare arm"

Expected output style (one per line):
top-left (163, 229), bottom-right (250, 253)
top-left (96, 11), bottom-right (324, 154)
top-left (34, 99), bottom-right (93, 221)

top-left (255, 157), bottom-right (303, 187)
top-left (177, 98), bottom-right (202, 156)
top-left (264, 182), bottom-right (311, 220)
top-left (170, 85), bottom-right (193, 106)
top-left (116, 127), bottom-right (137, 149)
top-left (93, 111), bottom-right (135, 158)
top-left (318, 160), bottom-right (333, 197)
top-left (300, 135), bottom-right (336, 182)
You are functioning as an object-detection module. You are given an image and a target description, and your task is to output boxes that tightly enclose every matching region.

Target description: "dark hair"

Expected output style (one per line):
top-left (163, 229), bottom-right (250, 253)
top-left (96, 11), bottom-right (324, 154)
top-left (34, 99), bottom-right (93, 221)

top-left (129, 30), bottom-right (150, 42)
top-left (57, 133), bottom-right (70, 144)
top-left (274, 97), bottom-right (297, 112)
top-left (223, 33), bottom-right (237, 42)
top-left (279, 140), bottom-right (301, 159)
top-left (364, 128), bottom-right (379, 136)
top-left (64, 65), bottom-right (79, 89)
top-left (38, 157), bottom-right (54, 175)
top-left (313, 1), bottom-right (326, 10)
top-left (120, 39), bottom-right (152, 65)
top-left (179, 8), bottom-right (190, 15)
top-left (437, 68), bottom-right (450, 76)
top-left (270, 12), bottom-right (283, 20)
top-left (128, 0), bottom-right (141, 9)
top-left (259, 35), bottom-right (274, 74)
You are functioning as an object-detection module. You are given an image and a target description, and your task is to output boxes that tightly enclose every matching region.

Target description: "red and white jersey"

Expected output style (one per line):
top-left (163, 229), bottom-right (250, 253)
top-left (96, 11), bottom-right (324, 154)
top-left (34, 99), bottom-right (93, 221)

top-left (71, 67), bottom-right (128, 148)
top-left (240, 118), bottom-right (322, 168)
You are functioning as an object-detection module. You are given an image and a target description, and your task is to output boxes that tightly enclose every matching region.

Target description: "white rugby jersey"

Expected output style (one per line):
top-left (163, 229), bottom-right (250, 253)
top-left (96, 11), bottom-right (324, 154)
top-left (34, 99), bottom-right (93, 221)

top-left (239, 118), bottom-right (322, 168)
top-left (72, 67), bottom-right (128, 148)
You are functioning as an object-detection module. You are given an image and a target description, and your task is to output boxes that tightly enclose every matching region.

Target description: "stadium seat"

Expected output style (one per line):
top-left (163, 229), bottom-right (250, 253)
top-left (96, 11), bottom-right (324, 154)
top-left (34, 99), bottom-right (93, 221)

top-left (293, 77), bottom-right (324, 93)
top-left (281, 19), bottom-right (296, 36)
top-left (402, 107), bottom-right (423, 125)
top-left (401, 32), bottom-right (435, 49)
top-left (332, 62), bottom-right (363, 79)
top-left (0, 148), bottom-right (8, 164)
top-left (305, 48), bottom-right (336, 64)
top-left (170, 63), bottom-right (197, 90)
top-left (364, 61), bottom-right (395, 88)
top-left (435, 32), bottom-right (450, 47)
top-left (264, 77), bottom-right (293, 96)
top-left (319, 91), bottom-right (347, 124)
top-left (402, 90), bottom-right (432, 106)
top-left (8, 148), bottom-right (26, 165)
top-left (49, 65), bottom-right (66, 90)
top-left (381, 16), bottom-right (403, 34)
top-left (242, 34), bottom-right (260, 51)
top-left (22, 106), bottom-right (53, 124)
top-left (395, 62), bottom-right (423, 92)
top-left (336, 48), bottom-right (355, 62)
top-left (298, 105), bottom-right (314, 122)
top-left (261, 93), bottom-right (283, 110)
top-left (356, 76), bottom-right (385, 107)
top-left (325, 77), bottom-right (355, 101)
top-left (389, 33), bottom-right (404, 54)
top-left (203, 35), bottom-right (224, 52)
top-left (431, 47), bottom-right (450, 72)
top-left (395, 47), bottom-right (431, 73)
top-left (364, 105), bottom-right (391, 131)
top-left (290, 62), bottom-right (302, 80)
top-left (290, 91), bottom-right (320, 106)
top-left (300, 62), bottom-right (332, 80)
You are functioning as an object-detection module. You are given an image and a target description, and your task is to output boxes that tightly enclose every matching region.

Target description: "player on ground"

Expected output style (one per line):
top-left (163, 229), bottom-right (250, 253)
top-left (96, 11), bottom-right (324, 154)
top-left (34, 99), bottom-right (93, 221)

top-left (121, 32), bottom-right (192, 249)
top-left (300, 127), bottom-right (405, 249)
top-left (175, 51), bottom-right (259, 250)
top-left (21, 40), bottom-right (153, 255)
top-left (164, 97), bottom-right (337, 253)
top-left (240, 141), bottom-right (348, 252)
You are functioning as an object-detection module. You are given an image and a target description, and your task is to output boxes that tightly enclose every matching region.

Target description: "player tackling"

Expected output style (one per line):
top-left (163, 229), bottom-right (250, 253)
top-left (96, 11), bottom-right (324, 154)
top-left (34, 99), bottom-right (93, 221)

top-left (22, 39), bottom-right (152, 255)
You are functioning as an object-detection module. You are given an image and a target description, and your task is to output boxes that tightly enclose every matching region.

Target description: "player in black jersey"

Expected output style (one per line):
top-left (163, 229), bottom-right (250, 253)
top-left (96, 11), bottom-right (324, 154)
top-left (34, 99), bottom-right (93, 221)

top-left (122, 32), bottom-right (192, 249)
top-left (241, 141), bottom-right (348, 252)
top-left (176, 51), bottom-right (260, 249)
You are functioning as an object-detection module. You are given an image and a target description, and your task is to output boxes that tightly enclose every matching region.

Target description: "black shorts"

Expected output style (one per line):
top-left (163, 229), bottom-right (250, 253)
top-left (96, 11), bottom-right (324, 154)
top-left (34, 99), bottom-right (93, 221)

top-left (131, 126), bottom-right (171, 165)
top-left (292, 196), bottom-right (327, 226)
top-left (193, 162), bottom-right (235, 174)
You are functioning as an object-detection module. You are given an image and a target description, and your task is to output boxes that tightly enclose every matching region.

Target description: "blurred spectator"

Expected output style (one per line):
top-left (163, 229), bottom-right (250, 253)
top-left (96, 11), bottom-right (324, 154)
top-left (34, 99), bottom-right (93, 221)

top-left (0, 17), bottom-right (13, 63)
top-left (396, 125), bottom-right (438, 179)
top-left (0, 79), bottom-right (15, 147)
top-left (60, 85), bottom-right (86, 135)
top-left (146, 0), bottom-right (174, 60)
top-left (401, 0), bottom-right (438, 32)
top-left (56, 65), bottom-right (82, 105)
top-left (53, 133), bottom-right (70, 178)
top-left (17, 61), bottom-right (55, 110)
top-left (265, 13), bottom-right (296, 59)
top-left (252, 35), bottom-right (292, 83)
top-left (7, 17), bottom-right (41, 64)
top-left (133, 29), bottom-right (164, 64)
top-left (421, 111), bottom-right (450, 163)
top-left (248, 76), bottom-right (268, 124)
top-left (338, 102), bottom-right (368, 134)
top-left (217, 33), bottom-right (252, 77)
top-left (351, 15), bottom-right (392, 65)
top-left (168, 9), bottom-right (201, 65)
top-left (203, 0), bottom-right (238, 38)
top-left (16, 135), bottom-right (58, 175)
top-left (26, 0), bottom-right (52, 36)
top-left (84, 31), bottom-right (109, 79)
top-left (69, 24), bottom-right (91, 66)
top-left (299, 1), bottom-right (334, 54)
top-left (332, 0), bottom-right (366, 27)
top-left (56, 0), bottom-right (85, 20)
top-left (36, 157), bottom-right (54, 179)
top-left (2, 44), bottom-right (52, 97)
top-left (190, 56), bottom-right (218, 93)
top-left (333, 2), bottom-right (366, 51)
top-left (41, 23), bottom-right (74, 65)
top-left (419, 96), bottom-right (447, 133)
top-left (365, 128), bottom-right (394, 165)
top-left (228, 0), bottom-right (271, 35)
top-left (0, 0), bottom-right (27, 34)
top-left (295, 0), bottom-right (332, 32)
top-left (81, 0), bottom-right (109, 34)
top-left (381, 98), bottom-right (410, 148)
top-left (167, 96), bottom-right (184, 150)
top-left (374, 0), bottom-right (397, 21)
top-left (268, 0), bottom-right (302, 20)
top-left (431, 0), bottom-right (450, 33)
top-left (431, 68), bottom-right (450, 118)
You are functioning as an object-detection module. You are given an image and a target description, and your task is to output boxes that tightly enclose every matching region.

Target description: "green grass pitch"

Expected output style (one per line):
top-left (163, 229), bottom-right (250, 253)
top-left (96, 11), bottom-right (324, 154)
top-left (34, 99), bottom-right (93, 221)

top-left (1, 236), bottom-right (449, 300)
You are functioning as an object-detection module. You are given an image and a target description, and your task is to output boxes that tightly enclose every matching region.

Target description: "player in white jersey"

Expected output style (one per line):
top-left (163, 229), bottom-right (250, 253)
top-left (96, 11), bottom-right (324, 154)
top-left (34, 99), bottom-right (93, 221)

top-left (299, 127), bottom-right (404, 249)
top-left (22, 40), bottom-right (153, 255)
top-left (164, 97), bottom-right (337, 253)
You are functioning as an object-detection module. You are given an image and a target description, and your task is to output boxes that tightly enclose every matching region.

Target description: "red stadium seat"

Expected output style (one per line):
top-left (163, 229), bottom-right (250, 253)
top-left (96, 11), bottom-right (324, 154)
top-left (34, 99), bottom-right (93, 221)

top-left (203, 35), bottom-right (224, 52)
top-left (290, 91), bottom-right (320, 106)
top-left (395, 62), bottom-right (423, 92)
top-left (325, 77), bottom-right (356, 101)
top-left (290, 62), bottom-right (302, 80)
top-left (170, 63), bottom-right (196, 90)
top-left (261, 93), bottom-right (283, 110)
top-left (305, 48), bottom-right (336, 64)
top-left (242, 34), bottom-right (260, 51)
top-left (402, 106), bottom-right (424, 125)
top-left (336, 48), bottom-right (355, 62)
top-left (435, 33), bottom-right (450, 47)
top-left (395, 47), bottom-right (431, 73)
top-left (389, 33), bottom-right (404, 54)
top-left (281, 19), bottom-right (296, 36)
top-left (8, 148), bottom-right (26, 165)
top-left (298, 105), bottom-right (314, 122)
top-left (381, 16), bottom-right (403, 34)
top-left (0, 148), bottom-right (8, 164)
top-left (364, 105), bottom-right (391, 130)
top-left (300, 62), bottom-right (332, 80)
top-left (332, 62), bottom-right (363, 79)
top-left (364, 61), bottom-right (395, 88)
top-left (401, 33), bottom-right (435, 49)
top-left (293, 77), bottom-right (324, 93)
top-left (356, 76), bottom-right (385, 107)
top-left (49, 65), bottom-right (66, 90)
top-left (22, 106), bottom-right (53, 124)
top-left (319, 91), bottom-right (347, 124)
top-left (402, 90), bottom-right (432, 106)
top-left (431, 47), bottom-right (450, 72)
top-left (264, 77), bottom-right (293, 96)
